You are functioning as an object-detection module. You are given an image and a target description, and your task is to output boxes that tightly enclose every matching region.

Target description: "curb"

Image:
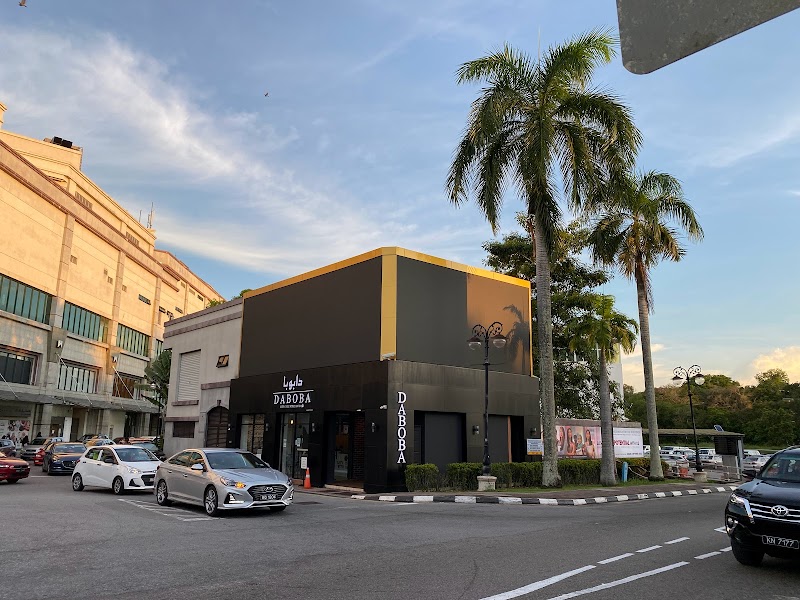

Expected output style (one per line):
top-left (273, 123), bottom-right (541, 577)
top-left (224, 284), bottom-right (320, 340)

top-left (350, 485), bottom-right (739, 505)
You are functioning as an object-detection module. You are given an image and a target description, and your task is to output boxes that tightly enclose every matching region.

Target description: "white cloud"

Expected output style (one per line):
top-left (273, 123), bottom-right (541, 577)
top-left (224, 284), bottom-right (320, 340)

top-left (747, 346), bottom-right (800, 384)
top-left (0, 26), bottom-right (465, 276)
top-left (621, 343), bottom-right (672, 392)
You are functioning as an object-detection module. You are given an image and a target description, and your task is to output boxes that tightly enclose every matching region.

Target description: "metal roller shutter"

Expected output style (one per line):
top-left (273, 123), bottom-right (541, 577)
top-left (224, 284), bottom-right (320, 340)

top-left (177, 351), bottom-right (201, 404)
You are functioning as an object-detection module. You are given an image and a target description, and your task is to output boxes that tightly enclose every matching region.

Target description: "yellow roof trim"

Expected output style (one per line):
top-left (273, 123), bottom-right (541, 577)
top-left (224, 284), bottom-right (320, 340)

top-left (244, 247), bottom-right (530, 299)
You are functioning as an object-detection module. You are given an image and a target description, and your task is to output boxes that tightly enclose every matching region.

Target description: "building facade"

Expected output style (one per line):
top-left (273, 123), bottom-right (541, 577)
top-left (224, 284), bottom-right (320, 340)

top-left (0, 102), bottom-right (223, 445)
top-left (228, 247), bottom-right (540, 493)
top-left (162, 299), bottom-right (242, 457)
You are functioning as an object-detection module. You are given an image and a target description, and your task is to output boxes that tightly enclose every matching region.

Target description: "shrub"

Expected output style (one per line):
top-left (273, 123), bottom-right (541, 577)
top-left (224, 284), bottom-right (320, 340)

top-left (510, 461), bottom-right (542, 487)
top-left (490, 462), bottom-right (515, 488)
top-left (558, 459), bottom-right (601, 485)
top-left (405, 463), bottom-right (440, 492)
top-left (446, 462), bottom-right (482, 491)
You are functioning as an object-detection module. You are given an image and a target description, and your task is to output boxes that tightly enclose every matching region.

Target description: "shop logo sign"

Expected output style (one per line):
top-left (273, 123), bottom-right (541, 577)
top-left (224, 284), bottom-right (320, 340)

top-left (273, 375), bottom-right (313, 409)
top-left (397, 391), bottom-right (407, 464)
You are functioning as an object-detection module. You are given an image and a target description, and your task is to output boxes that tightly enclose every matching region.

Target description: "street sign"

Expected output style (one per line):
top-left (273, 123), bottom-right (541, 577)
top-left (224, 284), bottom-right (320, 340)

top-left (616, 0), bottom-right (800, 74)
top-left (527, 438), bottom-right (543, 456)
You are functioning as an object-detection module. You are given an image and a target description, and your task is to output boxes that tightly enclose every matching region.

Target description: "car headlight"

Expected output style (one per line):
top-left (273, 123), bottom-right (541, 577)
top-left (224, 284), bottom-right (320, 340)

top-left (220, 477), bottom-right (246, 489)
top-left (126, 467), bottom-right (141, 475)
top-left (728, 493), bottom-right (747, 507)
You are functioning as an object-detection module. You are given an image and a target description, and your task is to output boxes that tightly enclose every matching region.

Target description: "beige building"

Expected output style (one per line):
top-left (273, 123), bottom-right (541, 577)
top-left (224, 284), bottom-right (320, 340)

top-left (0, 101), bottom-right (223, 445)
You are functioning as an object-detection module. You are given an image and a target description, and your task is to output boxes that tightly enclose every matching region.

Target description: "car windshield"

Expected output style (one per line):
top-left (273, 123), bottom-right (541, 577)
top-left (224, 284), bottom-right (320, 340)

top-left (30, 438), bottom-right (46, 445)
top-left (205, 451), bottom-right (268, 470)
top-left (115, 448), bottom-right (159, 462)
top-left (53, 444), bottom-right (85, 453)
top-left (759, 455), bottom-right (800, 482)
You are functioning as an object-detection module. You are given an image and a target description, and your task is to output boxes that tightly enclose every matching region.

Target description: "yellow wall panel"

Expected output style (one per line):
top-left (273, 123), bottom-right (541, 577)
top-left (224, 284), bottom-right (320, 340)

top-left (63, 223), bottom-right (118, 316)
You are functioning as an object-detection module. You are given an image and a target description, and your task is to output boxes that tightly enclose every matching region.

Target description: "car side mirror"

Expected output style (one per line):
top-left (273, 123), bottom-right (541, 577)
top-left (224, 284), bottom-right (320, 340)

top-left (190, 463), bottom-right (205, 471)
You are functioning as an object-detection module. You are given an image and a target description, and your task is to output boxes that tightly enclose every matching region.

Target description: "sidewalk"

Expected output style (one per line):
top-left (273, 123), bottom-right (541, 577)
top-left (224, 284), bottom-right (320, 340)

top-left (300, 479), bottom-right (740, 506)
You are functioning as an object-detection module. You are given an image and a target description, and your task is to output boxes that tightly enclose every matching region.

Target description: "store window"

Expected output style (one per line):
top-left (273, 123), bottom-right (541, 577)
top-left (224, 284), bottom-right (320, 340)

top-left (173, 421), bottom-right (195, 438)
top-left (0, 273), bottom-right (52, 324)
top-left (116, 324), bottom-right (150, 356)
top-left (0, 348), bottom-right (36, 385)
top-left (63, 302), bottom-right (109, 342)
top-left (279, 413), bottom-right (310, 480)
top-left (239, 414), bottom-right (265, 456)
top-left (57, 361), bottom-right (98, 394)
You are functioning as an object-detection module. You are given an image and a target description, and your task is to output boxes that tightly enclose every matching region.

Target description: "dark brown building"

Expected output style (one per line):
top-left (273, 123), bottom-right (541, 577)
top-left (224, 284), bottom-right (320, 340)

top-left (229, 248), bottom-right (539, 493)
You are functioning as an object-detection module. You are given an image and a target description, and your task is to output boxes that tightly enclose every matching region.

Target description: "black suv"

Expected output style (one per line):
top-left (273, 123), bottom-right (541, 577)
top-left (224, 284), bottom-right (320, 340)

top-left (725, 446), bottom-right (800, 565)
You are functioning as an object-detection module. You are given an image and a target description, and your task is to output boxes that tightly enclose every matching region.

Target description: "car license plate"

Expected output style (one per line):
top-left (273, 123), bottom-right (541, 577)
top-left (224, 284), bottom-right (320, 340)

top-left (258, 493), bottom-right (278, 501)
top-left (763, 535), bottom-right (800, 549)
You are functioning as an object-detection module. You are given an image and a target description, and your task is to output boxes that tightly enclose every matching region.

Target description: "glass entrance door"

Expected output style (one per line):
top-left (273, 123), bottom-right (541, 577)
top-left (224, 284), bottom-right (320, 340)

top-left (279, 413), bottom-right (310, 480)
top-left (333, 413), bottom-right (350, 481)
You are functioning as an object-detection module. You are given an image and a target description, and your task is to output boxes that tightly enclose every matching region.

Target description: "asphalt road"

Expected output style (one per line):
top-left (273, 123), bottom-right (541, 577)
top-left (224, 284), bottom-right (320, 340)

top-left (3, 474), bottom-right (799, 600)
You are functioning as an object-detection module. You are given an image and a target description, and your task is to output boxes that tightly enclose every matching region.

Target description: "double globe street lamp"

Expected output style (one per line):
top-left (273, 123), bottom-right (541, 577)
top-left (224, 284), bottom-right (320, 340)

top-left (672, 365), bottom-right (705, 474)
top-left (468, 322), bottom-right (507, 477)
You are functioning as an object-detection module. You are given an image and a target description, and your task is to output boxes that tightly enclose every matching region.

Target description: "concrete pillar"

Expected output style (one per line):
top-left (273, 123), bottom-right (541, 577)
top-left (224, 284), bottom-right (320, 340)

top-left (141, 413), bottom-right (151, 437)
top-left (36, 403), bottom-right (54, 438)
top-left (62, 416), bottom-right (73, 441)
top-left (100, 409), bottom-right (114, 438)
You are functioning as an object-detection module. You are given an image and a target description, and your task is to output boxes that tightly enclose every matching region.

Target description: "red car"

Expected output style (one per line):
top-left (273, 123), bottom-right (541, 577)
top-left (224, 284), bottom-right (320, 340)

top-left (33, 446), bottom-right (47, 466)
top-left (0, 451), bottom-right (30, 483)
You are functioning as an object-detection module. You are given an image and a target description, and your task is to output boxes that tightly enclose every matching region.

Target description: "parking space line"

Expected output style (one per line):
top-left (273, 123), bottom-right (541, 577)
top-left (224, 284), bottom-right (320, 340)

top-left (664, 537), bottom-right (690, 544)
top-left (719, 547), bottom-right (732, 552)
top-left (117, 498), bottom-right (216, 521)
top-left (544, 562), bottom-right (689, 600)
top-left (694, 551), bottom-right (721, 560)
top-left (480, 565), bottom-right (596, 600)
top-left (598, 553), bottom-right (633, 564)
top-left (636, 545), bottom-right (661, 553)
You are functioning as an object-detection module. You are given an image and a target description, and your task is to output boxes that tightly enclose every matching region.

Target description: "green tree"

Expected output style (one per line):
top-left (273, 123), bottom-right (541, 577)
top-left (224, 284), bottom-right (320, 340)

top-left (137, 350), bottom-right (171, 442)
top-left (484, 222), bottom-right (615, 419)
top-left (447, 33), bottom-right (640, 486)
top-left (566, 294), bottom-right (638, 485)
top-left (587, 171), bottom-right (702, 479)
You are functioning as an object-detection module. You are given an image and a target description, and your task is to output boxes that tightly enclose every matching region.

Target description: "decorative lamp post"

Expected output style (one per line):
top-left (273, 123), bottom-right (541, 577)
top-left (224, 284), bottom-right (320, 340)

top-left (467, 322), bottom-right (507, 479)
top-left (151, 382), bottom-right (165, 446)
top-left (672, 365), bottom-right (705, 478)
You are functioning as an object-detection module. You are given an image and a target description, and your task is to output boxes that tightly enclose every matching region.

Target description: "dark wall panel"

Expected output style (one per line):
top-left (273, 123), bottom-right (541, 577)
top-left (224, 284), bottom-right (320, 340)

top-left (239, 258), bottom-right (383, 377)
top-left (396, 256), bottom-right (531, 375)
top-left (488, 415), bottom-right (510, 463)
top-left (424, 412), bottom-right (464, 472)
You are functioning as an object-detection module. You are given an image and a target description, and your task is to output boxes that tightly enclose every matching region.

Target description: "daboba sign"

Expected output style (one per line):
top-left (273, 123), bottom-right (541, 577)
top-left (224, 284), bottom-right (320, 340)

top-left (273, 375), bottom-right (314, 409)
top-left (397, 391), bottom-right (407, 464)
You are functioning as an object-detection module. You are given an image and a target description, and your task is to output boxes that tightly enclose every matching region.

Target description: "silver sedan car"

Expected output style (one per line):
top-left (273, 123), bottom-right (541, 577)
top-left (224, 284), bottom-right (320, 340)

top-left (154, 448), bottom-right (293, 516)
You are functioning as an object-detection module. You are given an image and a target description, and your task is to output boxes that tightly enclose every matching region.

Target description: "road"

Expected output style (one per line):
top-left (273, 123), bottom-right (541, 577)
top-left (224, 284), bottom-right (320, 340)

top-left (3, 474), bottom-right (798, 599)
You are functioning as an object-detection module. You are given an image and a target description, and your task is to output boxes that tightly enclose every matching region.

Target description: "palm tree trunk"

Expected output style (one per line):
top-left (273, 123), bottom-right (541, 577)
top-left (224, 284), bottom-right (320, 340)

top-left (598, 348), bottom-right (616, 486)
top-left (533, 215), bottom-right (561, 487)
top-left (635, 267), bottom-right (664, 480)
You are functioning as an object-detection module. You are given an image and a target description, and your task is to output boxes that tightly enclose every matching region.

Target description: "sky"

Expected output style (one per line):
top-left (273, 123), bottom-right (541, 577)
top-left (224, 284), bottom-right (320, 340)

top-left (1, 1), bottom-right (799, 391)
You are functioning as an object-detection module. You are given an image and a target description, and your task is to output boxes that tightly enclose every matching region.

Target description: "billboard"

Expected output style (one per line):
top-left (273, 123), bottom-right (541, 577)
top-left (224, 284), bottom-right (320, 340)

top-left (555, 419), bottom-right (643, 459)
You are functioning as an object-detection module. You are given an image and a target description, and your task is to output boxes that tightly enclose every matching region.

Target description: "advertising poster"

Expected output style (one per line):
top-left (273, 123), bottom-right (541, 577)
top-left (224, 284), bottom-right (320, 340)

top-left (0, 419), bottom-right (31, 446)
top-left (555, 419), bottom-right (644, 459)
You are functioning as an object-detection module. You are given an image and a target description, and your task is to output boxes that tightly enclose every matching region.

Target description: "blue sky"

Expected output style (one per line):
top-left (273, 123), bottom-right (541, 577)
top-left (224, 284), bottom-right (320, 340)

top-left (1, 1), bottom-right (799, 390)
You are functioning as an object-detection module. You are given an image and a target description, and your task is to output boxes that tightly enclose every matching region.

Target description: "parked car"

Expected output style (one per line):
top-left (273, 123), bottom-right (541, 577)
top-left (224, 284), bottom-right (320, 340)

top-left (743, 449), bottom-right (762, 457)
top-left (41, 442), bottom-right (87, 475)
top-left (0, 439), bottom-right (17, 457)
top-left (131, 441), bottom-right (165, 461)
top-left (72, 445), bottom-right (162, 495)
top-left (725, 446), bottom-right (800, 566)
top-left (0, 450), bottom-right (30, 483)
top-left (661, 453), bottom-right (690, 477)
top-left (742, 454), bottom-right (772, 479)
top-left (85, 438), bottom-right (115, 448)
top-left (154, 448), bottom-right (294, 516)
top-left (79, 434), bottom-right (108, 443)
top-left (20, 437), bottom-right (49, 461)
top-left (699, 449), bottom-right (723, 465)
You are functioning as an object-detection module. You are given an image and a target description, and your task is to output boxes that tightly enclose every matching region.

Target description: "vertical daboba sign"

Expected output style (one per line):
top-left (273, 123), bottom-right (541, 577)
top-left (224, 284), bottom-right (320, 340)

top-left (397, 391), bottom-right (407, 464)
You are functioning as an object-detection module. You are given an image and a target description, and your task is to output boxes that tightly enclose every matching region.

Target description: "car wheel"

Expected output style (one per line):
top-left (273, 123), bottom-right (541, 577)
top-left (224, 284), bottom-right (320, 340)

top-left (731, 537), bottom-right (764, 566)
top-left (203, 486), bottom-right (220, 517)
top-left (155, 480), bottom-right (171, 506)
top-left (72, 473), bottom-right (84, 491)
top-left (112, 476), bottom-right (125, 495)
top-left (269, 505), bottom-right (287, 512)
top-left (8, 478), bottom-right (19, 484)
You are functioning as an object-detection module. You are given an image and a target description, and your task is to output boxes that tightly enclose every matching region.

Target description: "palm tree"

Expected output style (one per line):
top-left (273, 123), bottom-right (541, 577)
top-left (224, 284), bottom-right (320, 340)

top-left (587, 171), bottom-right (703, 479)
top-left (567, 294), bottom-right (638, 485)
top-left (446, 32), bottom-right (640, 486)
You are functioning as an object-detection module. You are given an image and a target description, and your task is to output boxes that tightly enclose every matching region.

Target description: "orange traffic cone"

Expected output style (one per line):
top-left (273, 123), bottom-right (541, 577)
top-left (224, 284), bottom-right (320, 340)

top-left (304, 467), bottom-right (311, 489)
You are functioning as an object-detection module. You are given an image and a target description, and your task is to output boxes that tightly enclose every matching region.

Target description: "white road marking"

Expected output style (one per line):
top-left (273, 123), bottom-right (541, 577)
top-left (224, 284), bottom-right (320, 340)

top-left (714, 526), bottom-right (726, 533)
top-left (598, 553), bottom-right (634, 564)
top-left (695, 551), bottom-right (721, 560)
top-left (480, 565), bottom-right (596, 600)
top-left (378, 495), bottom-right (396, 502)
top-left (719, 547), bottom-right (732, 552)
top-left (544, 562), bottom-right (689, 600)
top-left (592, 497), bottom-right (607, 503)
top-left (351, 495), bottom-right (366, 500)
top-left (117, 498), bottom-right (215, 521)
top-left (664, 537), bottom-right (690, 545)
top-left (413, 495), bottom-right (434, 502)
top-left (654, 492), bottom-right (666, 498)
top-left (499, 497), bottom-right (522, 504)
top-left (615, 495), bottom-right (629, 501)
top-left (636, 545), bottom-right (662, 553)
top-left (455, 496), bottom-right (477, 503)
top-left (688, 490), bottom-right (698, 495)
top-left (573, 499), bottom-right (587, 505)
top-left (540, 498), bottom-right (558, 505)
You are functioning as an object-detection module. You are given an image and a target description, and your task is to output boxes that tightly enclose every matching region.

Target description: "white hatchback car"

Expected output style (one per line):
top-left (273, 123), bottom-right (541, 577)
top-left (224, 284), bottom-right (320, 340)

top-left (71, 445), bottom-right (162, 495)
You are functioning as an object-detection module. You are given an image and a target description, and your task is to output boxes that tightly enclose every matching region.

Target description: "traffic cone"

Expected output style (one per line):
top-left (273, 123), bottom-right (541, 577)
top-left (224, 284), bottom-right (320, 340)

top-left (304, 467), bottom-right (311, 489)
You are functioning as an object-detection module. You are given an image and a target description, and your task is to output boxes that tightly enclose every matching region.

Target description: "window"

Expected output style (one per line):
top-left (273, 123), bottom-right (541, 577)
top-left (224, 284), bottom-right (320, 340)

top-left (86, 448), bottom-right (101, 461)
top-left (0, 273), bottom-right (52, 324)
top-left (117, 324), bottom-right (150, 356)
top-left (0, 348), bottom-right (36, 385)
top-left (154, 340), bottom-right (163, 356)
top-left (57, 362), bottom-right (98, 394)
top-left (173, 422), bottom-right (196, 438)
top-left (138, 294), bottom-right (151, 305)
top-left (63, 302), bottom-right (109, 343)
top-left (168, 451), bottom-right (192, 466)
top-left (100, 448), bottom-right (117, 464)
top-left (112, 373), bottom-right (141, 399)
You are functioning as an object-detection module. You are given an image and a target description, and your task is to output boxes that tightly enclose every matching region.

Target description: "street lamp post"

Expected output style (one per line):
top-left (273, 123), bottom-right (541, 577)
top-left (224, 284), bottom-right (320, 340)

top-left (468, 322), bottom-right (507, 477)
top-left (672, 365), bottom-right (705, 475)
top-left (151, 382), bottom-right (164, 446)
